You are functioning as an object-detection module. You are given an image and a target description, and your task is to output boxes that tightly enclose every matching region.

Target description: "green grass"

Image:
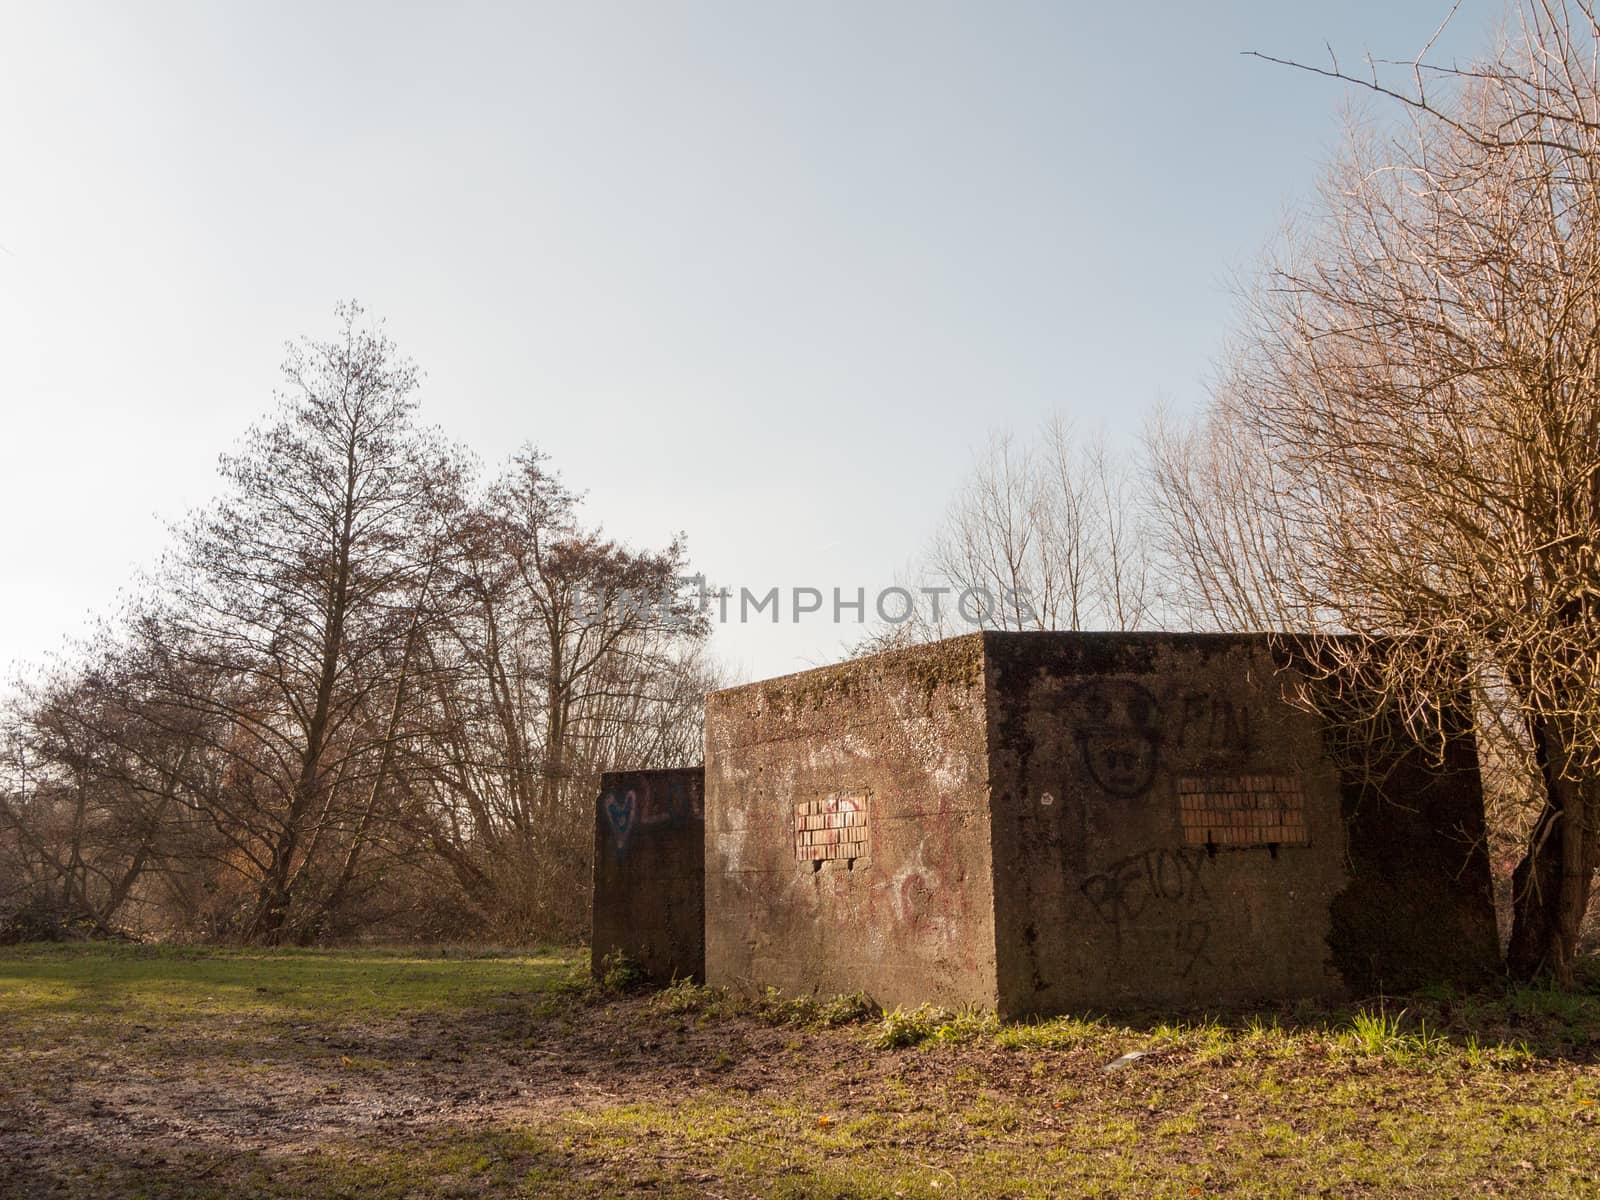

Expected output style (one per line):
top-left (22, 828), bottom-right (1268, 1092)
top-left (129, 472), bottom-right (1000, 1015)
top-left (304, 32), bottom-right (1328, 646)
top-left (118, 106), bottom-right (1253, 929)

top-left (0, 941), bottom-right (583, 1022)
top-left (1, 943), bottom-right (1598, 1199)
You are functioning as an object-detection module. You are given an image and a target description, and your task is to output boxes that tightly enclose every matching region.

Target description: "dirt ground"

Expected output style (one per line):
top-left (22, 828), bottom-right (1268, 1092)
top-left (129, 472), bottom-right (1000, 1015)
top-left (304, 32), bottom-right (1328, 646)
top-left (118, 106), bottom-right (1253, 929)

top-left (3, 947), bottom-right (1599, 1199)
top-left (2, 982), bottom-right (991, 1197)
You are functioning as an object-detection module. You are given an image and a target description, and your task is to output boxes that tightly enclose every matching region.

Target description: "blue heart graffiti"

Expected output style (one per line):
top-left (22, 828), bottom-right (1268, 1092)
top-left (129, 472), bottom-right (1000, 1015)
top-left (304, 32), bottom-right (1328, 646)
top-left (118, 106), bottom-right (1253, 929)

top-left (604, 788), bottom-right (637, 856)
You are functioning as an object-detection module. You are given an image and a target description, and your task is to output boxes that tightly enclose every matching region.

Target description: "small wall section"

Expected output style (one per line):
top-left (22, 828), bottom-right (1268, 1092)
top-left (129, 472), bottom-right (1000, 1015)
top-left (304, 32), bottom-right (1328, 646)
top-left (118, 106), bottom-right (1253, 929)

top-left (704, 636), bottom-right (1000, 1009)
top-left (591, 768), bottom-right (705, 983)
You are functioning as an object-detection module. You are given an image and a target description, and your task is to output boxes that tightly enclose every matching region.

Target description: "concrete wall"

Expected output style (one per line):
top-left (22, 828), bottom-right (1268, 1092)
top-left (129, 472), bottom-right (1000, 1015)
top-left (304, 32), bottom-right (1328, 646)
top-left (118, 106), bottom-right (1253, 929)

top-left (591, 768), bottom-right (705, 983)
top-left (1323, 695), bottom-right (1502, 994)
top-left (704, 636), bottom-right (999, 1008)
top-left (984, 633), bottom-right (1501, 1016)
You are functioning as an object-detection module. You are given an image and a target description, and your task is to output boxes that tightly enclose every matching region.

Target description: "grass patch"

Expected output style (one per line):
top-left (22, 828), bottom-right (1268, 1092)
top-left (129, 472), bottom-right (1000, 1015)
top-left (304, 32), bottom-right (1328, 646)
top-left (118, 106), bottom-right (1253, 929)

top-left (0, 941), bottom-right (585, 1024)
top-left (2, 944), bottom-right (1597, 1198)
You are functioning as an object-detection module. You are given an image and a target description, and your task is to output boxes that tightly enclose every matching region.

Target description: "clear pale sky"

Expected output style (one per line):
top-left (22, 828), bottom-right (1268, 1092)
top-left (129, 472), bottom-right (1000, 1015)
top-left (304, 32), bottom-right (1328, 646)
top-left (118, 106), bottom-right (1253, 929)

top-left (0, 2), bottom-right (1494, 685)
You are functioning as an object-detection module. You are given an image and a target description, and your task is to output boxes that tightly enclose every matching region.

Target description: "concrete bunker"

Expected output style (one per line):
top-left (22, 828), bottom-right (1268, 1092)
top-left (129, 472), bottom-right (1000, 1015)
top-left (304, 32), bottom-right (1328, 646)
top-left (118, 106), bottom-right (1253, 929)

top-left (597, 632), bottom-right (1503, 1014)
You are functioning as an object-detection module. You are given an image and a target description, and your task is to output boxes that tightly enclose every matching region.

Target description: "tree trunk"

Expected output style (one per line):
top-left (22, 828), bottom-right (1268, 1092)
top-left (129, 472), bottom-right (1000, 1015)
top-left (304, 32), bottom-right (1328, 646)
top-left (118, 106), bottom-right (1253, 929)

top-left (1506, 715), bottom-right (1597, 984)
top-left (543, 633), bottom-right (565, 817)
top-left (243, 437), bottom-right (361, 946)
top-left (308, 615), bottom-right (423, 941)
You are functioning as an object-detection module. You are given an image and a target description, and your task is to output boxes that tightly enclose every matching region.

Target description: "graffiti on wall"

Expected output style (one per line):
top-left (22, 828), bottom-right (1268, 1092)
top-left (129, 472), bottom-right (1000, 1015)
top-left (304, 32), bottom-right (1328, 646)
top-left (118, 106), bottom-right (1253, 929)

top-left (1079, 846), bottom-right (1215, 976)
top-left (1069, 683), bottom-right (1269, 801)
top-left (1173, 691), bottom-right (1253, 762)
top-left (1069, 681), bottom-right (1163, 798)
top-left (1058, 681), bottom-right (1298, 976)
top-left (1080, 846), bottom-right (1210, 925)
top-left (887, 838), bottom-right (964, 952)
top-left (601, 773), bottom-right (704, 858)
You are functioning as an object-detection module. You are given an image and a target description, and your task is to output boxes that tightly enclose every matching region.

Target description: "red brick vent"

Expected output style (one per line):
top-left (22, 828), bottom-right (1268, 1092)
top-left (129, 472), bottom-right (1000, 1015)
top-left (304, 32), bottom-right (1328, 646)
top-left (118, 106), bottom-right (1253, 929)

top-left (1178, 775), bottom-right (1308, 847)
top-left (794, 793), bottom-right (870, 862)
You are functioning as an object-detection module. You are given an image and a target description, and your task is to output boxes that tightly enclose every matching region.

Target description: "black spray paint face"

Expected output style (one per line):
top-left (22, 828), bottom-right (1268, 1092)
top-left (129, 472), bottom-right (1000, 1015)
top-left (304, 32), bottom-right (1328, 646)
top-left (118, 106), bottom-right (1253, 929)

top-left (1072, 681), bottom-right (1163, 798)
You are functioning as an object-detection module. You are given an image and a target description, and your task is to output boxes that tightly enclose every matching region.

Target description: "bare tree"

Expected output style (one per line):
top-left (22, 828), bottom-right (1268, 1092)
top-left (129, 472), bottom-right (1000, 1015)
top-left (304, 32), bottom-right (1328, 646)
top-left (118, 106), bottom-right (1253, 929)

top-left (412, 449), bottom-right (711, 939)
top-left (1037, 418), bottom-right (1102, 631)
top-left (1160, 1), bottom-right (1600, 981)
top-left (926, 432), bottom-right (1054, 632)
top-left (894, 419), bottom-right (1154, 645)
top-left (0, 621), bottom-right (234, 937)
top-left (1146, 393), bottom-right (1312, 632)
top-left (1085, 430), bottom-right (1153, 631)
top-left (159, 302), bottom-right (467, 943)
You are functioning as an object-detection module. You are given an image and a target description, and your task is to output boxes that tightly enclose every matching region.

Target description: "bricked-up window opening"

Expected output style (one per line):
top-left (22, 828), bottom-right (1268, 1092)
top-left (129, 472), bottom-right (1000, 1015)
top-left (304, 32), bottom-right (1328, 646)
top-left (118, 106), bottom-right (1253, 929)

top-left (1178, 775), bottom-right (1309, 847)
top-left (794, 793), bottom-right (870, 863)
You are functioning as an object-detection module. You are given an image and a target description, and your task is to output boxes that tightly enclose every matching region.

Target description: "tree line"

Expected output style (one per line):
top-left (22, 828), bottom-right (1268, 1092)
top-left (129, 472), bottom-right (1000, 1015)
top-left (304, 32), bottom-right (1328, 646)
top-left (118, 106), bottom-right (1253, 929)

top-left (0, 306), bottom-right (716, 944)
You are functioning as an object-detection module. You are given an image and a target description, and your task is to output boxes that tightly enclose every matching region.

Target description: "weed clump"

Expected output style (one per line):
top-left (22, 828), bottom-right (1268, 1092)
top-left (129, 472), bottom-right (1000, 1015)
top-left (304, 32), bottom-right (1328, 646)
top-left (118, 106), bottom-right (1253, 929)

top-left (876, 1003), bottom-right (996, 1048)
top-left (756, 987), bottom-right (878, 1029)
top-left (646, 979), bottom-right (879, 1028)
top-left (598, 949), bottom-right (648, 993)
